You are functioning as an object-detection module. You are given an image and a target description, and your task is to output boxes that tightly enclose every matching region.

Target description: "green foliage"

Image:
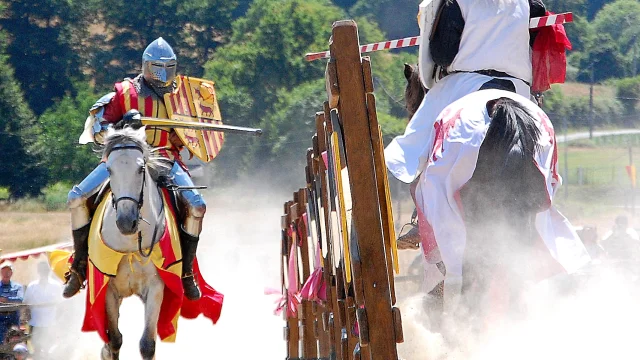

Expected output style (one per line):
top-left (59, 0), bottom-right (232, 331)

top-left (0, 31), bottom-right (48, 198)
top-left (578, 0), bottom-right (640, 80)
top-left (36, 82), bottom-right (100, 183)
top-left (331, 0), bottom-right (357, 9)
top-left (542, 84), bottom-right (624, 128)
top-left (91, 0), bottom-right (237, 89)
top-left (351, 0), bottom-right (421, 40)
top-left (205, 0), bottom-right (344, 124)
top-left (42, 182), bottom-right (72, 211)
top-left (204, 0), bottom-right (346, 178)
top-left (0, 188), bottom-right (9, 200)
top-left (544, 0), bottom-right (589, 17)
top-left (252, 79), bottom-right (326, 185)
top-left (0, 0), bottom-right (91, 115)
top-left (614, 76), bottom-right (640, 114)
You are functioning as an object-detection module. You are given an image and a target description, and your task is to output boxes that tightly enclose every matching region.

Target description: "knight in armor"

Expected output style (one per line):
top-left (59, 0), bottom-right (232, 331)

top-left (389, 0), bottom-right (546, 246)
top-left (64, 37), bottom-right (204, 301)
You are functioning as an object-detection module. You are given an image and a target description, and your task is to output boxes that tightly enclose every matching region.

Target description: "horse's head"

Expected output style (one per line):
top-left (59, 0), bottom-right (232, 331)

top-left (404, 63), bottom-right (427, 121)
top-left (103, 127), bottom-right (150, 235)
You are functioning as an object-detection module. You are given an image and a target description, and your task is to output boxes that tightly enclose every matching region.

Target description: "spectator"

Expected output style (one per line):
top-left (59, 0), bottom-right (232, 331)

top-left (0, 263), bottom-right (23, 343)
top-left (23, 262), bottom-right (62, 358)
top-left (576, 225), bottom-right (605, 260)
top-left (600, 215), bottom-right (640, 260)
top-left (12, 343), bottom-right (30, 360)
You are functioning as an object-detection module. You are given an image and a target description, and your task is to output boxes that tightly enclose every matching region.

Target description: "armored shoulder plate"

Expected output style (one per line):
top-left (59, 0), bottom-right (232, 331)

top-left (89, 92), bottom-right (116, 115)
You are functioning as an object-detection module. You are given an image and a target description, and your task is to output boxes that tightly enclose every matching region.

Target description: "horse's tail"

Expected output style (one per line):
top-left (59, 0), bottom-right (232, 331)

top-left (473, 97), bottom-right (547, 212)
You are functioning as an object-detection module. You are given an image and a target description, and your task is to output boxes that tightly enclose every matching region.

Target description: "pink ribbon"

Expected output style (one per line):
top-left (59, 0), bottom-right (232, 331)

top-left (299, 235), bottom-right (327, 303)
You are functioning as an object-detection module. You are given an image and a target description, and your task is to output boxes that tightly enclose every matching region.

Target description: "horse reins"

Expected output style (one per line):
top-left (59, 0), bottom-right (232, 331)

top-left (108, 144), bottom-right (162, 258)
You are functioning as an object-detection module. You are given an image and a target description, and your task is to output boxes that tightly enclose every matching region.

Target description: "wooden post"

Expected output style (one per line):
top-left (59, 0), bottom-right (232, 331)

top-left (308, 150), bottom-right (333, 360)
top-left (328, 20), bottom-right (398, 360)
top-left (284, 201), bottom-right (300, 359)
top-left (297, 188), bottom-right (318, 359)
top-left (315, 112), bottom-right (343, 360)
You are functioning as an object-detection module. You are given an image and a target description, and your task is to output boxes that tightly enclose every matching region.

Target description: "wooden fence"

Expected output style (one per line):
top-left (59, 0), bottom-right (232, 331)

top-left (279, 20), bottom-right (403, 360)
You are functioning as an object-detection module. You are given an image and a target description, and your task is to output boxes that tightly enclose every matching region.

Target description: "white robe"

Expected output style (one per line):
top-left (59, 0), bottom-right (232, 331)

top-left (404, 90), bottom-right (591, 308)
top-left (385, 72), bottom-right (530, 184)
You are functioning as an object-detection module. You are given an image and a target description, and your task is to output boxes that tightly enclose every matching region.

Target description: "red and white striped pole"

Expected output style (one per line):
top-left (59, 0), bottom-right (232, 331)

top-left (305, 12), bottom-right (573, 62)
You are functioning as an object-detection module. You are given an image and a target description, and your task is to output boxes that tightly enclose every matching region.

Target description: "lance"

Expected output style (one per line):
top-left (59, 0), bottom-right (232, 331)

top-left (305, 12), bottom-right (574, 61)
top-left (140, 117), bottom-right (263, 136)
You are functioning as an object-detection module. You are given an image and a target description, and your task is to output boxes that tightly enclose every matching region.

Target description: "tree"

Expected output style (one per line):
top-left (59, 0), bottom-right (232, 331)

top-left (331, 0), bottom-right (358, 9)
top-left (91, 0), bottom-right (237, 89)
top-left (0, 32), bottom-right (48, 197)
top-left (543, 0), bottom-right (588, 17)
top-left (203, 0), bottom-right (396, 180)
top-left (0, 0), bottom-right (91, 115)
top-left (615, 76), bottom-right (640, 116)
top-left (249, 79), bottom-right (326, 186)
top-left (37, 83), bottom-right (100, 183)
top-left (577, 33), bottom-right (626, 82)
top-left (351, 0), bottom-right (421, 41)
top-left (592, 0), bottom-right (640, 77)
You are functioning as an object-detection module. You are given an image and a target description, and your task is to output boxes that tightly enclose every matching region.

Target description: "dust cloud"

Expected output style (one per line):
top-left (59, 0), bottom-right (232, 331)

top-left (24, 180), bottom-right (640, 360)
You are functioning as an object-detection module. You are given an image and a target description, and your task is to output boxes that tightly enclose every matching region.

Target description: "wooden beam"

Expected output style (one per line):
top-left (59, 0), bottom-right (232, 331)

top-left (328, 20), bottom-right (397, 360)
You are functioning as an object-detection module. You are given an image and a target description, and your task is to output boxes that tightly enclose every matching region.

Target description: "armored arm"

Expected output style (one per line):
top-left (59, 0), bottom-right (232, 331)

top-left (79, 92), bottom-right (118, 145)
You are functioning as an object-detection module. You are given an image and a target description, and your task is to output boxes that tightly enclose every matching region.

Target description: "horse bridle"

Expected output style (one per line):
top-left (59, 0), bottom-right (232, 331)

top-left (107, 144), bottom-right (162, 258)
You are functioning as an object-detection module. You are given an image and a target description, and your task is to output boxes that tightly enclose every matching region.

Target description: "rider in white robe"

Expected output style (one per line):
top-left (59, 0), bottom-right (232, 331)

top-left (413, 89), bottom-right (590, 309)
top-left (384, 0), bottom-right (591, 308)
top-left (385, 0), bottom-right (545, 183)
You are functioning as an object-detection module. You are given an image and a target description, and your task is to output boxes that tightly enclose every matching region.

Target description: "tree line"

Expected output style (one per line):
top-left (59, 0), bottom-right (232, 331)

top-left (0, 0), bottom-right (634, 198)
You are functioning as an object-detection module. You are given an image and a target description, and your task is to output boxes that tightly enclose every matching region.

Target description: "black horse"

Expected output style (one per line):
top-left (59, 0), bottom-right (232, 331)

top-left (402, 65), bottom-right (549, 323)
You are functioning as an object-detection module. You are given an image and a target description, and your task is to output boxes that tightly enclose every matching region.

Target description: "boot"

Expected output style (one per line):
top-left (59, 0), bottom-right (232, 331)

top-left (179, 228), bottom-right (201, 301)
top-left (63, 223), bottom-right (90, 298)
top-left (397, 208), bottom-right (421, 250)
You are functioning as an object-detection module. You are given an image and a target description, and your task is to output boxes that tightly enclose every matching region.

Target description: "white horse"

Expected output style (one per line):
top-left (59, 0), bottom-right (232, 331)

top-left (98, 127), bottom-right (172, 360)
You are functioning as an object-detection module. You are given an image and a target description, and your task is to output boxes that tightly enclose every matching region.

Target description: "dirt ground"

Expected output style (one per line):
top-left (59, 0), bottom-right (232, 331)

top-left (0, 185), bottom-right (636, 359)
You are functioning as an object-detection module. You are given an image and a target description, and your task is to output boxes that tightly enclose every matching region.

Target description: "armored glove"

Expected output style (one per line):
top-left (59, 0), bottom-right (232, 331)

top-left (114, 109), bottom-right (144, 130)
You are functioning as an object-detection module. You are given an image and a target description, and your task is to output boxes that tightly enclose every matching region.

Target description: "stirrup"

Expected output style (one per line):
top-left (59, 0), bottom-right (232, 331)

top-left (64, 268), bottom-right (86, 289)
top-left (397, 209), bottom-right (421, 250)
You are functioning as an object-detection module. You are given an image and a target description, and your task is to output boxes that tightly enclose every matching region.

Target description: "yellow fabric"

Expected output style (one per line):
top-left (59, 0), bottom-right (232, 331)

top-left (48, 250), bottom-right (72, 283)
top-left (88, 192), bottom-right (182, 277)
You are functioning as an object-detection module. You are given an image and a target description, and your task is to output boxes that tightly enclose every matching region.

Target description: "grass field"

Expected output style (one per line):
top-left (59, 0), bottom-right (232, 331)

top-left (0, 212), bottom-right (69, 253)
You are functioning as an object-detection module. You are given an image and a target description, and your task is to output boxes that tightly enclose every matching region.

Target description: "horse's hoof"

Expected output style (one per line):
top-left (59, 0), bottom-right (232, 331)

top-left (100, 345), bottom-right (112, 360)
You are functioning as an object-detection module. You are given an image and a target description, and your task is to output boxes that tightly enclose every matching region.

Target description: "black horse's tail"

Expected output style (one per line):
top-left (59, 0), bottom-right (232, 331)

top-left (472, 97), bottom-right (547, 212)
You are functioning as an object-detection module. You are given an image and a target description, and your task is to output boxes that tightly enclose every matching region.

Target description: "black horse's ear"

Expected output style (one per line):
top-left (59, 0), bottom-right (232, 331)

top-left (404, 63), bottom-right (414, 81)
top-left (486, 99), bottom-right (498, 116)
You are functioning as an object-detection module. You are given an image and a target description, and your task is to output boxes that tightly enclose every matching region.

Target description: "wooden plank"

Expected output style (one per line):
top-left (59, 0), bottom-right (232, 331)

top-left (307, 150), bottom-right (332, 360)
top-left (315, 111), bottom-right (342, 360)
top-left (298, 188), bottom-right (318, 359)
top-left (284, 201), bottom-right (300, 359)
top-left (328, 20), bottom-right (398, 360)
top-left (365, 91), bottom-right (397, 307)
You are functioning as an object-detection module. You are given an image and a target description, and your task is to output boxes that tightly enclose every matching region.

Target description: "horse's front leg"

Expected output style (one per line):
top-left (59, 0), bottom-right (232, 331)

top-left (103, 284), bottom-right (123, 360)
top-left (140, 279), bottom-right (164, 360)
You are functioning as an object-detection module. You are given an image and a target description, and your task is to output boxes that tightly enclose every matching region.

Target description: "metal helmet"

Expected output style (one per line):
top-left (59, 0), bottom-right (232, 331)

top-left (142, 37), bottom-right (177, 88)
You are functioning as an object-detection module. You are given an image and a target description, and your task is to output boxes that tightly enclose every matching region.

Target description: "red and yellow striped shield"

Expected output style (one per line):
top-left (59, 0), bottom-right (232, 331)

top-left (164, 75), bottom-right (225, 163)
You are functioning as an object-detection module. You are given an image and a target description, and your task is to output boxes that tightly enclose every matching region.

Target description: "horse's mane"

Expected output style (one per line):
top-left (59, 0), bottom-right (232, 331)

top-left (102, 127), bottom-right (173, 182)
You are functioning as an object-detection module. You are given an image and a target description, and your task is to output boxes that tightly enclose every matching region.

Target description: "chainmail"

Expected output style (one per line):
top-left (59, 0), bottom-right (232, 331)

top-left (126, 74), bottom-right (177, 100)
